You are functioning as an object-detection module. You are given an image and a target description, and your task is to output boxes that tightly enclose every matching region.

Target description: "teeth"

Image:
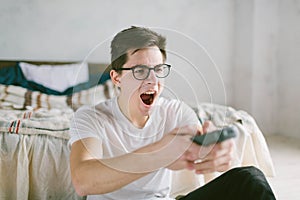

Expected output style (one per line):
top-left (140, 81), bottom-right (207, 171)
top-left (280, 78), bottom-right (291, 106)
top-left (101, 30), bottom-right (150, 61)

top-left (143, 91), bottom-right (155, 95)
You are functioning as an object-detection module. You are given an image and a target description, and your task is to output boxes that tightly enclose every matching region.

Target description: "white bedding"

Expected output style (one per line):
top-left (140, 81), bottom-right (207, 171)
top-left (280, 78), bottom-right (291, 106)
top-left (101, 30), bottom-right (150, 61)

top-left (0, 98), bottom-right (275, 199)
top-left (19, 62), bottom-right (89, 92)
top-left (0, 104), bottom-right (83, 199)
top-left (0, 81), bottom-right (114, 111)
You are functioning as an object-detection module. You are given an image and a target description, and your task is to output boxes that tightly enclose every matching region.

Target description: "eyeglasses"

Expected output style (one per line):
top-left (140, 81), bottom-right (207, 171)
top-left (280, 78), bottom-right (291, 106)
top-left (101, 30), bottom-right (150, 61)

top-left (116, 64), bottom-right (171, 80)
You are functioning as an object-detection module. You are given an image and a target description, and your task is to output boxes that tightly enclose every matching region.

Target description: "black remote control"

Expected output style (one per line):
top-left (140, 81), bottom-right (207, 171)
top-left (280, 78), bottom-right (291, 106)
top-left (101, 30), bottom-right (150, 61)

top-left (191, 126), bottom-right (237, 146)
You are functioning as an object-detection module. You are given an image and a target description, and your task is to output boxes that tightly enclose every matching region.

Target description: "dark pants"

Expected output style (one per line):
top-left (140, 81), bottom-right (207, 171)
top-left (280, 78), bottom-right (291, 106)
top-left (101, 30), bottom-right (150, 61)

top-left (178, 166), bottom-right (276, 200)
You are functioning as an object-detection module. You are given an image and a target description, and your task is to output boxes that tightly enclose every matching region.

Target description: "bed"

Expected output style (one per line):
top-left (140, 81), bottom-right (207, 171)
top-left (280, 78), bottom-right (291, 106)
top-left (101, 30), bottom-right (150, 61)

top-left (0, 60), bottom-right (275, 199)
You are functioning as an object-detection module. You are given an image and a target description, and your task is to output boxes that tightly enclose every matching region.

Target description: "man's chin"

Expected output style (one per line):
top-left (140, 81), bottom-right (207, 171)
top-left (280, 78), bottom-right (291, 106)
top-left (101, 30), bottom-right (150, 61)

top-left (139, 100), bottom-right (155, 115)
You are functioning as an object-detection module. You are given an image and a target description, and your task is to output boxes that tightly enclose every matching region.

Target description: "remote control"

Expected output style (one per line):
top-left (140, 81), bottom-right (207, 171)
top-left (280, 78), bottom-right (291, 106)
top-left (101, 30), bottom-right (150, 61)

top-left (191, 126), bottom-right (237, 146)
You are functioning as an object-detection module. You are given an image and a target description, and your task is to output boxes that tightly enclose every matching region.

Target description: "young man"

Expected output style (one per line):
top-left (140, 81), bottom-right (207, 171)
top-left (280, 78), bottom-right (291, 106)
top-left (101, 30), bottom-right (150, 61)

top-left (69, 26), bottom-right (275, 200)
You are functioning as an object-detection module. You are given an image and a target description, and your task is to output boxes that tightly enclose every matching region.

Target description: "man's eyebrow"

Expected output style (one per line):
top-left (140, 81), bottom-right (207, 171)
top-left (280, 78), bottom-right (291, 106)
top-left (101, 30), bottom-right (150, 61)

top-left (131, 48), bottom-right (140, 55)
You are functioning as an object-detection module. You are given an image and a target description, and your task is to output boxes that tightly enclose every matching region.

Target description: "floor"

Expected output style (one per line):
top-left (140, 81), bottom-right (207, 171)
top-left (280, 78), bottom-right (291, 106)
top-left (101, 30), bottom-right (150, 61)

top-left (265, 135), bottom-right (300, 200)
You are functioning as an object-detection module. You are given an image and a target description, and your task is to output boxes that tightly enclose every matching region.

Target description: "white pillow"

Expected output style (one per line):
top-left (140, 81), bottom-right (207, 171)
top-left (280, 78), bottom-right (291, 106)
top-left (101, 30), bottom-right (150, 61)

top-left (19, 62), bottom-right (89, 92)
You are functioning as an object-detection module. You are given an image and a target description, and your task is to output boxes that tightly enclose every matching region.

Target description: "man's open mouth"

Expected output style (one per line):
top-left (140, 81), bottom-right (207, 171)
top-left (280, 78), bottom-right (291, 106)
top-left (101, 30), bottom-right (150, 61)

top-left (140, 91), bottom-right (156, 106)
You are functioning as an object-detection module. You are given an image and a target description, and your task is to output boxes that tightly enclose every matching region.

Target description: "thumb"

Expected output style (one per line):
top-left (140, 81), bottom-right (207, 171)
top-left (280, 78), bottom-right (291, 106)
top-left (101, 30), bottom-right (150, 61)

top-left (202, 120), bottom-right (216, 133)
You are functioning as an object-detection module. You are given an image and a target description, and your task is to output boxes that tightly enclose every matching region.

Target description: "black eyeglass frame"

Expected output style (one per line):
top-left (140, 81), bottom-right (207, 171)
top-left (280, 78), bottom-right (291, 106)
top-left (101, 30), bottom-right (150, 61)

top-left (115, 64), bottom-right (171, 80)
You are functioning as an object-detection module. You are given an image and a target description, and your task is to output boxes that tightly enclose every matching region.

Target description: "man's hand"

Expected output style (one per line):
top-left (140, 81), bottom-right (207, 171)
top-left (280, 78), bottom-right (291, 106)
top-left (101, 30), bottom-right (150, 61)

top-left (192, 139), bottom-right (234, 174)
top-left (192, 120), bottom-right (234, 173)
top-left (152, 125), bottom-right (201, 171)
top-left (164, 121), bottom-right (235, 173)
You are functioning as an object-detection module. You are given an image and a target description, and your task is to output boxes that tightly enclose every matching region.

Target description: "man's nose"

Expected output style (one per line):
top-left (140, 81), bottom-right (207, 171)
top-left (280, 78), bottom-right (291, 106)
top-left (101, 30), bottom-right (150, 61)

top-left (145, 70), bottom-right (158, 84)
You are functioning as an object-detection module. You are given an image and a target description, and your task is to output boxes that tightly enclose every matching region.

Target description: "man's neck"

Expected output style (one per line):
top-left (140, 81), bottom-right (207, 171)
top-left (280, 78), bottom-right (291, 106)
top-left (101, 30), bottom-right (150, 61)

top-left (117, 97), bottom-right (149, 128)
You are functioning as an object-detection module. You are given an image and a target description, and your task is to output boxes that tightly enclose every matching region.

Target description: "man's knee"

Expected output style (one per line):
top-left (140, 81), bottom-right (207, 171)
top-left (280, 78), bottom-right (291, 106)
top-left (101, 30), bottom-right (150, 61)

top-left (224, 166), bottom-right (271, 189)
top-left (227, 166), bottom-right (275, 199)
top-left (227, 166), bottom-right (266, 179)
top-left (180, 166), bottom-right (275, 200)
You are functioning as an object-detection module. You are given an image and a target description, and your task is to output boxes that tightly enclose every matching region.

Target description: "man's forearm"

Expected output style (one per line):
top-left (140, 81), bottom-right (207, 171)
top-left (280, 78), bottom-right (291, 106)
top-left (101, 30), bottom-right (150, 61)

top-left (71, 139), bottom-right (175, 196)
top-left (72, 158), bottom-right (149, 196)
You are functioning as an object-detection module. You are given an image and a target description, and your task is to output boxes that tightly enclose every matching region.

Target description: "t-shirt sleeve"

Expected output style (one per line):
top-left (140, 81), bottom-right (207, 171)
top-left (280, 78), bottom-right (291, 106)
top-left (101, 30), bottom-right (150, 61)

top-left (68, 106), bottom-right (104, 147)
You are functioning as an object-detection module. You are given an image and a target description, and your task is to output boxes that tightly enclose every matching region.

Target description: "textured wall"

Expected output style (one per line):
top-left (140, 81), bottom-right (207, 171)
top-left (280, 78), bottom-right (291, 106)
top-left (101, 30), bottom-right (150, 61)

top-left (0, 0), bottom-right (235, 107)
top-left (232, 0), bottom-right (300, 138)
top-left (232, 0), bottom-right (279, 135)
top-left (277, 0), bottom-right (300, 138)
top-left (1, 0), bottom-right (299, 137)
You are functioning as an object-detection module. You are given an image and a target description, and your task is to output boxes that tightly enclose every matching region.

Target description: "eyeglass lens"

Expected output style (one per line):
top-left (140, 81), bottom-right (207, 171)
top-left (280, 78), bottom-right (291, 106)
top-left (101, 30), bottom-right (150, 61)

top-left (133, 64), bottom-right (170, 80)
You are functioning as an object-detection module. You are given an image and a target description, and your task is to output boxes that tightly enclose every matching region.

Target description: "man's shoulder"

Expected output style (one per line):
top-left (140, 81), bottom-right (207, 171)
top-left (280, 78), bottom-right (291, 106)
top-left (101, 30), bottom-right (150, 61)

top-left (158, 96), bottom-right (180, 105)
top-left (74, 98), bottom-right (114, 117)
top-left (158, 97), bottom-right (188, 109)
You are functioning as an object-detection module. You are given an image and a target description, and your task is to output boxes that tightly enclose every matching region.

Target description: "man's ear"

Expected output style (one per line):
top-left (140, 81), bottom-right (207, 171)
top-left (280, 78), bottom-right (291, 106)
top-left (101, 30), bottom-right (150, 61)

top-left (110, 70), bottom-right (121, 87)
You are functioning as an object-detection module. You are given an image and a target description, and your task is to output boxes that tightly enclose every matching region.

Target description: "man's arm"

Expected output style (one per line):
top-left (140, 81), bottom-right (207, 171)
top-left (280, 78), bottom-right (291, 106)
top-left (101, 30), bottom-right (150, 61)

top-left (70, 137), bottom-right (148, 196)
top-left (70, 126), bottom-right (200, 196)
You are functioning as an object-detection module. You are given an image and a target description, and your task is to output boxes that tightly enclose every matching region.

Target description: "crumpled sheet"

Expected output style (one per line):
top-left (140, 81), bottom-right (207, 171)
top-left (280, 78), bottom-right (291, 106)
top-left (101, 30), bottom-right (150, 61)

top-left (0, 133), bottom-right (84, 200)
top-left (0, 107), bottom-right (84, 200)
top-left (170, 103), bottom-right (275, 197)
top-left (0, 80), bottom-right (113, 111)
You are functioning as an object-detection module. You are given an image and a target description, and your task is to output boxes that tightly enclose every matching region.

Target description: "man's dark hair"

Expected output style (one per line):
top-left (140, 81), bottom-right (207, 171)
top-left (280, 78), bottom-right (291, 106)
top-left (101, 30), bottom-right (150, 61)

top-left (110, 26), bottom-right (167, 71)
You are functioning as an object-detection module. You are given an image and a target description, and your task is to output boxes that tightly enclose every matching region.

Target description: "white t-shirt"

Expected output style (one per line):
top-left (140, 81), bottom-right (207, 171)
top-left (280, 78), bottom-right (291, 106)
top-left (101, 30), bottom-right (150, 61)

top-left (69, 97), bottom-right (199, 200)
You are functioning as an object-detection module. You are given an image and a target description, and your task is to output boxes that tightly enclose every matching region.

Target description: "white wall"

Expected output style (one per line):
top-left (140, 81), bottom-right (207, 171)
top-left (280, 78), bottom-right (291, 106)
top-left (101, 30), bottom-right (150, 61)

top-left (232, 0), bottom-right (300, 138)
top-left (1, 0), bottom-right (299, 138)
top-left (232, 0), bottom-right (279, 135)
top-left (0, 0), bottom-right (235, 107)
top-left (277, 0), bottom-right (300, 138)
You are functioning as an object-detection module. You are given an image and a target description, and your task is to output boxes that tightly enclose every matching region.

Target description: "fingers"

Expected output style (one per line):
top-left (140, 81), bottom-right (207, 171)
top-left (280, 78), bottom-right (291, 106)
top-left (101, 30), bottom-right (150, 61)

top-left (197, 124), bottom-right (203, 135)
top-left (192, 139), bottom-right (234, 174)
top-left (201, 139), bottom-right (234, 159)
top-left (185, 142), bottom-right (202, 161)
top-left (194, 154), bottom-right (233, 174)
top-left (165, 126), bottom-right (235, 173)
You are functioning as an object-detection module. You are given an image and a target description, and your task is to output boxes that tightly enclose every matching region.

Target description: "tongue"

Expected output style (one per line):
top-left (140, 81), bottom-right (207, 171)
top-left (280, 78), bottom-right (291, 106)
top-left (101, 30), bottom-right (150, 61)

top-left (140, 94), bottom-right (153, 105)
